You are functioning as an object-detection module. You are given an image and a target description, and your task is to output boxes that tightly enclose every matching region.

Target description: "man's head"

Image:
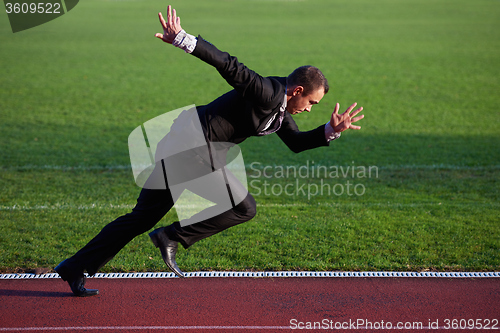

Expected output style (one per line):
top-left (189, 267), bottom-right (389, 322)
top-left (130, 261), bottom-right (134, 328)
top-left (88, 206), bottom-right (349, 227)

top-left (286, 66), bottom-right (329, 115)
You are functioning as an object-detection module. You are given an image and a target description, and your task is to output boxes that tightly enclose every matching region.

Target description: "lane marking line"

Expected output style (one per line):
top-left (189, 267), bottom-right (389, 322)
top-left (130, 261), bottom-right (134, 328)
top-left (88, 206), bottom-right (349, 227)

top-left (1, 202), bottom-right (498, 211)
top-left (0, 325), bottom-right (492, 331)
top-left (0, 326), bottom-right (291, 331)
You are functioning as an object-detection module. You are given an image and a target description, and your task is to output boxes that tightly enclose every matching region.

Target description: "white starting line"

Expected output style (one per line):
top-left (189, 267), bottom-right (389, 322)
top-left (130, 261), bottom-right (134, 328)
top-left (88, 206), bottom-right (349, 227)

top-left (0, 271), bottom-right (498, 279)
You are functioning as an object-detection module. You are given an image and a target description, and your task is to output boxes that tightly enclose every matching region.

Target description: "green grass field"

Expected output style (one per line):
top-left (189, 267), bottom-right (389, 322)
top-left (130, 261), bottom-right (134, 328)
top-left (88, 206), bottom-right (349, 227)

top-left (0, 0), bottom-right (498, 273)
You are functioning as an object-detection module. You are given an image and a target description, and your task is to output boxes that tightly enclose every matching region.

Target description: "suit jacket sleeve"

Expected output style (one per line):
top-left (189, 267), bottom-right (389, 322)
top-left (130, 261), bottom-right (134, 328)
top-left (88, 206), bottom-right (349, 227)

top-left (277, 113), bottom-right (330, 153)
top-left (191, 36), bottom-right (282, 109)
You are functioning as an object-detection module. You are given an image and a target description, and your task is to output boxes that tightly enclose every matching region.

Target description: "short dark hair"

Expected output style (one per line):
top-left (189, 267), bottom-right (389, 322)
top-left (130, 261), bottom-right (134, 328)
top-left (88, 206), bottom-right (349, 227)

top-left (287, 66), bottom-right (329, 95)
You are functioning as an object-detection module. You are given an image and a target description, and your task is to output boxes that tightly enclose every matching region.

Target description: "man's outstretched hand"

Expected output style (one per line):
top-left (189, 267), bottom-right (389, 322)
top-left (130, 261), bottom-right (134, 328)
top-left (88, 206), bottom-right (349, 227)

top-left (330, 103), bottom-right (364, 133)
top-left (155, 5), bottom-right (182, 44)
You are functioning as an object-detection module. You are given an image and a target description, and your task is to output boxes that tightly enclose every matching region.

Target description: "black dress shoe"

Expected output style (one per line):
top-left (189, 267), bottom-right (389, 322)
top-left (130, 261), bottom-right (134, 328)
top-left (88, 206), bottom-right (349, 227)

top-left (54, 260), bottom-right (99, 297)
top-left (67, 275), bottom-right (99, 297)
top-left (149, 227), bottom-right (185, 278)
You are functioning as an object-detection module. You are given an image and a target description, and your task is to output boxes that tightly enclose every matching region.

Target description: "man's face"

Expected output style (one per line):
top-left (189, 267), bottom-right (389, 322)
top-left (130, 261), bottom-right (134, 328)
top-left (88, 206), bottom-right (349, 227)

top-left (286, 86), bottom-right (325, 115)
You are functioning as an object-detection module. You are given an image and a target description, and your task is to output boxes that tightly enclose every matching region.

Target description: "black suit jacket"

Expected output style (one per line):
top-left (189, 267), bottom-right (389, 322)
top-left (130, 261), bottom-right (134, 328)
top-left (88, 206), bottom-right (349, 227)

top-left (191, 37), bottom-right (329, 153)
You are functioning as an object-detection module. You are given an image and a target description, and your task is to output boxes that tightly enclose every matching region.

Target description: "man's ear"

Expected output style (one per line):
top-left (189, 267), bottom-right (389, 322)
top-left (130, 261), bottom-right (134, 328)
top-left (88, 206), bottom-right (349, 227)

top-left (293, 86), bottom-right (304, 96)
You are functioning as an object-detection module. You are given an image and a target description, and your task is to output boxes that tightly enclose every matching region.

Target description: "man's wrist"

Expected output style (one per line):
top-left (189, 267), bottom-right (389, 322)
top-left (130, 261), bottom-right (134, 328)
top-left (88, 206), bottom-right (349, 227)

top-left (172, 30), bottom-right (198, 53)
top-left (325, 121), bottom-right (341, 142)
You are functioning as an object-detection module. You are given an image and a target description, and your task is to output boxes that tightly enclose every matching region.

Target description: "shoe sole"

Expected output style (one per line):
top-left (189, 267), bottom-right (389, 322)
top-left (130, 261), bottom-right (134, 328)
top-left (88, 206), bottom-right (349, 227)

top-left (74, 289), bottom-right (99, 297)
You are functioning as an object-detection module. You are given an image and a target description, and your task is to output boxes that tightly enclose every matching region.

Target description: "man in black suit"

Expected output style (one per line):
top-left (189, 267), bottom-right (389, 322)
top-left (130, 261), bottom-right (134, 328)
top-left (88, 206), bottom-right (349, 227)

top-left (54, 5), bottom-right (364, 296)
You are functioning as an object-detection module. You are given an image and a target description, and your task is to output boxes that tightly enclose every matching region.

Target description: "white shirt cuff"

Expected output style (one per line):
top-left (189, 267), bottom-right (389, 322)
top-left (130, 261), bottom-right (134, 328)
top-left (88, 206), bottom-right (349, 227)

top-left (325, 121), bottom-right (341, 142)
top-left (172, 30), bottom-right (197, 54)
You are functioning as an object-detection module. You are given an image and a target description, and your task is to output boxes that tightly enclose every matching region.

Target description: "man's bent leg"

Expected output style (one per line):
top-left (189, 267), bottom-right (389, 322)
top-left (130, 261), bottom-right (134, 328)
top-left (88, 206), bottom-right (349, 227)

top-left (147, 156), bottom-right (254, 276)
top-left (56, 188), bottom-right (174, 278)
top-left (165, 192), bottom-right (257, 249)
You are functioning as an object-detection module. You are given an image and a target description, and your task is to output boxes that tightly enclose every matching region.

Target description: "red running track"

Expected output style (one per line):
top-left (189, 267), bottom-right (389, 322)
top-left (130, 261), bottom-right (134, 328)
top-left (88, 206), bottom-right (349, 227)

top-left (0, 277), bottom-right (499, 332)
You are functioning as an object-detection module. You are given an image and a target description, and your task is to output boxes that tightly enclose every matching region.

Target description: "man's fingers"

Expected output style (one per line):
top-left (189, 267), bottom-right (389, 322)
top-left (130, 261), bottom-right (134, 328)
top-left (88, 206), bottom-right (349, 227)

top-left (343, 102), bottom-right (357, 115)
top-left (351, 115), bottom-right (364, 123)
top-left (167, 5), bottom-right (172, 26)
top-left (165, 5), bottom-right (181, 32)
top-left (158, 12), bottom-right (167, 29)
top-left (350, 125), bottom-right (361, 130)
top-left (330, 103), bottom-right (340, 124)
top-left (332, 102), bottom-right (339, 115)
top-left (349, 107), bottom-right (364, 120)
top-left (155, 12), bottom-right (165, 39)
top-left (350, 107), bottom-right (363, 117)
